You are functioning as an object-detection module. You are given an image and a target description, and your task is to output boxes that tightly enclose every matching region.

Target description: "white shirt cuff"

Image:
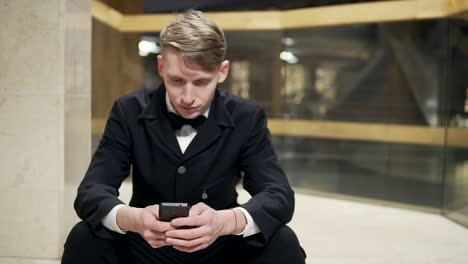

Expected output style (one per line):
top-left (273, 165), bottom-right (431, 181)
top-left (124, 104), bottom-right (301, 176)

top-left (102, 204), bottom-right (127, 234)
top-left (237, 207), bottom-right (260, 237)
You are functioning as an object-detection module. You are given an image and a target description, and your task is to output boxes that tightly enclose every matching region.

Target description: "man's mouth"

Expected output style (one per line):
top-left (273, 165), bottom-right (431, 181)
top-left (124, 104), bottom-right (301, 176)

top-left (181, 106), bottom-right (198, 110)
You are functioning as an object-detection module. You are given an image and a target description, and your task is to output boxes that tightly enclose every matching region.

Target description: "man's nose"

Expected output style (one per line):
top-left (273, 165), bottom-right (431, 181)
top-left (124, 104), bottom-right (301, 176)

top-left (181, 85), bottom-right (196, 105)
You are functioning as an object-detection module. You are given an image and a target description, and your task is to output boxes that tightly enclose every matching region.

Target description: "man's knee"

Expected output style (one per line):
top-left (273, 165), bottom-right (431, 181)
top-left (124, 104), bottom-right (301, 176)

top-left (62, 221), bottom-right (125, 264)
top-left (272, 225), bottom-right (298, 242)
top-left (64, 221), bottom-right (94, 246)
top-left (262, 225), bottom-right (306, 263)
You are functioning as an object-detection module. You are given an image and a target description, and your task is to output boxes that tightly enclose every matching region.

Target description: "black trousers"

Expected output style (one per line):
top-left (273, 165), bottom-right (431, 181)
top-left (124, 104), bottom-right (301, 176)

top-left (62, 221), bottom-right (306, 264)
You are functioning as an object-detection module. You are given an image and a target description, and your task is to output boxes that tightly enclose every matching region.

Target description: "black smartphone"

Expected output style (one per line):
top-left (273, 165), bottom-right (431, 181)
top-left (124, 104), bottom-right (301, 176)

top-left (159, 202), bottom-right (190, 221)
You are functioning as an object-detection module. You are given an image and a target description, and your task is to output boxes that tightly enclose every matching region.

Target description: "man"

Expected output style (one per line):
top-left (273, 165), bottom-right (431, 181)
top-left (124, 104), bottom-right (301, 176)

top-left (62, 10), bottom-right (305, 264)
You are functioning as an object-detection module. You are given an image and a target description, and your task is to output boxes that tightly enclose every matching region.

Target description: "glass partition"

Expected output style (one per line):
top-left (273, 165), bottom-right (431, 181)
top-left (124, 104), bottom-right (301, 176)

top-left (91, 15), bottom-right (468, 225)
top-left (442, 20), bottom-right (468, 227)
top-left (220, 22), bottom-right (448, 210)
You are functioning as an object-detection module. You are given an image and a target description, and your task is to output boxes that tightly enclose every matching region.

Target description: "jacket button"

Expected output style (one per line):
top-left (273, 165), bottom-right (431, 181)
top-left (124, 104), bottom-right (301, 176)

top-left (201, 190), bottom-right (208, 200)
top-left (178, 166), bottom-right (186, 174)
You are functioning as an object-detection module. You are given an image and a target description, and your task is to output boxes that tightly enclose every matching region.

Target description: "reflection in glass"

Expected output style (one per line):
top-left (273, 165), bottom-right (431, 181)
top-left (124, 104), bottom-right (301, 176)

top-left (230, 61), bottom-right (250, 98)
top-left (283, 64), bottom-right (306, 105)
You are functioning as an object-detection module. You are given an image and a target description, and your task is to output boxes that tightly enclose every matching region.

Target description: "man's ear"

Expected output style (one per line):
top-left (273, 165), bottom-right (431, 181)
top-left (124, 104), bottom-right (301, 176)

top-left (157, 55), bottom-right (164, 77)
top-left (217, 60), bottom-right (230, 83)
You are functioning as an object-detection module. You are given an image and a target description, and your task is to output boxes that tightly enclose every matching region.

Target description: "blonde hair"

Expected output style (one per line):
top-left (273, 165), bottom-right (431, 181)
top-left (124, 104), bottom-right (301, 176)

top-left (160, 10), bottom-right (227, 72)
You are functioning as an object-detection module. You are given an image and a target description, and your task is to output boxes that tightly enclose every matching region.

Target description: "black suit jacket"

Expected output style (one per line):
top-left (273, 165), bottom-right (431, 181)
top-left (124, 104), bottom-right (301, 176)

top-left (74, 85), bottom-right (295, 246)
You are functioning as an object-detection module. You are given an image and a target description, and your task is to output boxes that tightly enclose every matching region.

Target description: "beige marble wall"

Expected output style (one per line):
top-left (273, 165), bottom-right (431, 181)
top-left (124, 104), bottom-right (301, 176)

top-left (62, 0), bottom-right (92, 249)
top-left (0, 0), bottom-right (91, 260)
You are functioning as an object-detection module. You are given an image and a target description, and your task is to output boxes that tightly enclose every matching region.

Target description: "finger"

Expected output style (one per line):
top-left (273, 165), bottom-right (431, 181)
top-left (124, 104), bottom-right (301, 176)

top-left (166, 226), bottom-right (207, 240)
top-left (173, 242), bottom-right (210, 253)
top-left (171, 202), bottom-right (213, 227)
top-left (143, 229), bottom-right (167, 241)
top-left (147, 238), bottom-right (169, 249)
top-left (143, 213), bottom-right (174, 233)
top-left (167, 235), bottom-right (210, 250)
top-left (171, 214), bottom-right (206, 228)
top-left (156, 220), bottom-right (176, 232)
top-left (142, 216), bottom-right (158, 230)
top-left (143, 215), bottom-right (173, 232)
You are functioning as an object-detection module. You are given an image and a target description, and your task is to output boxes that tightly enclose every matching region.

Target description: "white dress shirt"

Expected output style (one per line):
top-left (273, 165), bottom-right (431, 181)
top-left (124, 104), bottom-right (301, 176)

top-left (102, 93), bottom-right (260, 237)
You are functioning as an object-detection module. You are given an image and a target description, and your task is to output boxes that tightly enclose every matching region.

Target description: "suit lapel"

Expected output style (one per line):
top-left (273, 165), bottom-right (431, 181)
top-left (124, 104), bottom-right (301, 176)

top-left (181, 90), bottom-right (234, 163)
top-left (181, 114), bottom-right (222, 162)
top-left (146, 118), bottom-right (182, 159)
top-left (139, 86), bottom-right (182, 159)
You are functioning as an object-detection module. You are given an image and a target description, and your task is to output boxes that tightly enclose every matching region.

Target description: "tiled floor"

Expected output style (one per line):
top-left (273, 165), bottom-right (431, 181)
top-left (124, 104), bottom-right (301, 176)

top-left (289, 192), bottom-right (468, 264)
top-left (3, 187), bottom-right (467, 264)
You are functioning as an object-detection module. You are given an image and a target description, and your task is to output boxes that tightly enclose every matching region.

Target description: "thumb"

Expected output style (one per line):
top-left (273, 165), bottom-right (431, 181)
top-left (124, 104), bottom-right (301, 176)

top-left (147, 204), bottom-right (160, 219)
top-left (189, 202), bottom-right (207, 217)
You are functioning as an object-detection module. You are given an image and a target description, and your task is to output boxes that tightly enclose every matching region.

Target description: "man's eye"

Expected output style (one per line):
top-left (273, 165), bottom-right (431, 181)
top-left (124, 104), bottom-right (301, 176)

top-left (194, 80), bottom-right (208, 86)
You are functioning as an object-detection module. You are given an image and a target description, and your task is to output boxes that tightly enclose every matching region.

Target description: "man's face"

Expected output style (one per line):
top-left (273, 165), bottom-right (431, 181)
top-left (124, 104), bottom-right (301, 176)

top-left (157, 48), bottom-right (229, 119)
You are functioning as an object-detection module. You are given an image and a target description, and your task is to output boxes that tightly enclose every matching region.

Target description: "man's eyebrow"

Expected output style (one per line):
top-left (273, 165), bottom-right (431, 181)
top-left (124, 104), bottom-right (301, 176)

top-left (167, 74), bottom-right (183, 79)
top-left (196, 78), bottom-right (212, 82)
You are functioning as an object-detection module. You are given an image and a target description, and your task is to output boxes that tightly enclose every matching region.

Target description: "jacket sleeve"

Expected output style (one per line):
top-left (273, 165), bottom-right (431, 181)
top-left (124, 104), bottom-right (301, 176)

top-left (74, 99), bottom-right (132, 239)
top-left (239, 108), bottom-right (295, 246)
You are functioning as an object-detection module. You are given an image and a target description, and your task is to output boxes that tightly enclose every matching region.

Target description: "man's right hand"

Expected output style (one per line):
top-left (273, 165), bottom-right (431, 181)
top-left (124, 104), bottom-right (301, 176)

top-left (116, 204), bottom-right (175, 248)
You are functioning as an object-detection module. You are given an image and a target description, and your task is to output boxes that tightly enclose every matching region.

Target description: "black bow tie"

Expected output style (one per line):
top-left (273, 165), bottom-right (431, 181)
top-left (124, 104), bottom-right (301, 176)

top-left (167, 112), bottom-right (207, 130)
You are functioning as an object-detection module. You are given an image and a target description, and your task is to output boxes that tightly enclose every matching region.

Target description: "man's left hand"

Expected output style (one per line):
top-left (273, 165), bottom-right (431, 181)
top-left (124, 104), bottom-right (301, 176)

top-left (165, 202), bottom-right (237, 252)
